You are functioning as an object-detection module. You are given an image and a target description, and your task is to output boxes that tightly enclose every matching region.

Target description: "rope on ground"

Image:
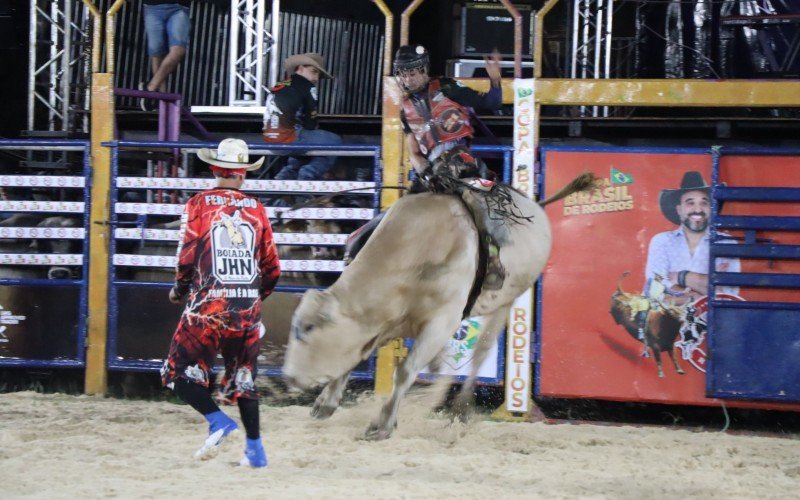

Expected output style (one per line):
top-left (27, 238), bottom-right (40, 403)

top-left (720, 400), bottom-right (730, 432)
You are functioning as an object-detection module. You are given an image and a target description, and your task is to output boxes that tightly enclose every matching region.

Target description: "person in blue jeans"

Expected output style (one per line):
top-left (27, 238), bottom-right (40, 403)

top-left (262, 53), bottom-right (343, 181)
top-left (140, 1), bottom-right (191, 109)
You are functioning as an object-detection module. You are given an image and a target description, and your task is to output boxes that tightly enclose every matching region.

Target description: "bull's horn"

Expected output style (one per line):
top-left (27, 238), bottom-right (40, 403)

top-left (616, 271), bottom-right (631, 293)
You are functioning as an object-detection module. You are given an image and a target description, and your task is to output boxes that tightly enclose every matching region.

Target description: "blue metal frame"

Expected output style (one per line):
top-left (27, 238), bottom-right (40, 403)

top-left (0, 139), bottom-right (91, 369)
top-left (104, 140), bottom-right (382, 381)
top-left (707, 146), bottom-right (800, 402)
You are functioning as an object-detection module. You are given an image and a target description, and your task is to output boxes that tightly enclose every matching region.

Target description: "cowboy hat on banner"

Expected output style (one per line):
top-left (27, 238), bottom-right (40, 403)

top-left (658, 171), bottom-right (711, 225)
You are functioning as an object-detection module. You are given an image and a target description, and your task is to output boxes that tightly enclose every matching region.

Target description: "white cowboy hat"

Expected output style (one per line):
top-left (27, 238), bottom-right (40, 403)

top-left (196, 138), bottom-right (264, 171)
top-left (284, 52), bottom-right (332, 79)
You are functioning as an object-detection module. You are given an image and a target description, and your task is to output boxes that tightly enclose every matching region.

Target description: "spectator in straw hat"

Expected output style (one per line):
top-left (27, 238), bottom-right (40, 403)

top-left (262, 52), bottom-right (343, 182)
top-left (162, 138), bottom-right (280, 468)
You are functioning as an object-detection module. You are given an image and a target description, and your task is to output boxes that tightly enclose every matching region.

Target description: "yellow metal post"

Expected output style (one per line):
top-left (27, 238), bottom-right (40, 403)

top-left (83, 0), bottom-right (126, 394)
top-left (85, 72), bottom-right (114, 395)
top-left (374, 75), bottom-right (407, 395)
top-left (373, 0), bottom-right (404, 395)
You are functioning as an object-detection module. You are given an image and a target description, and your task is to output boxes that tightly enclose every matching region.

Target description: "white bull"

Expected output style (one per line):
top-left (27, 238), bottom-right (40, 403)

top-left (282, 174), bottom-right (594, 440)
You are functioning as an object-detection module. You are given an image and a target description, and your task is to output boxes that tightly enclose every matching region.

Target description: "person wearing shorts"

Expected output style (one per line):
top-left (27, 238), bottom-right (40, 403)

top-left (162, 138), bottom-right (281, 468)
top-left (140, 1), bottom-right (191, 108)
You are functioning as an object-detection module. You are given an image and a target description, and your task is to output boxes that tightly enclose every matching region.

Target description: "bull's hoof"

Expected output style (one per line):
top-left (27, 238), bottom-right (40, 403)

top-left (310, 404), bottom-right (337, 420)
top-left (364, 424), bottom-right (392, 441)
top-left (450, 399), bottom-right (474, 423)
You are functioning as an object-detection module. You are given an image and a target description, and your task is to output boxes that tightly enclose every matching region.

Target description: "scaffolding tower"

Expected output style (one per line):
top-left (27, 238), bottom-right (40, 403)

top-left (227, 0), bottom-right (280, 107)
top-left (27, 0), bottom-right (91, 134)
top-left (570, 0), bottom-right (614, 117)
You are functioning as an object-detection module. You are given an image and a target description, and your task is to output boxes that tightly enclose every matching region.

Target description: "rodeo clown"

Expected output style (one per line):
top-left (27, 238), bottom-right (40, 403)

top-left (346, 45), bottom-right (509, 288)
top-left (162, 138), bottom-right (281, 468)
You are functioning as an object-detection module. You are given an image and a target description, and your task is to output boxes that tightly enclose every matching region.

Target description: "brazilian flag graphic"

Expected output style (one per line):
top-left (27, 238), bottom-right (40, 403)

top-left (610, 167), bottom-right (633, 185)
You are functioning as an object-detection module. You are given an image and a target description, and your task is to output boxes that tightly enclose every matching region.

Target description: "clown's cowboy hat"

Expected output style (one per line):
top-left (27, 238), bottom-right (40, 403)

top-left (658, 171), bottom-right (711, 225)
top-left (284, 52), bottom-right (332, 79)
top-left (196, 138), bottom-right (264, 171)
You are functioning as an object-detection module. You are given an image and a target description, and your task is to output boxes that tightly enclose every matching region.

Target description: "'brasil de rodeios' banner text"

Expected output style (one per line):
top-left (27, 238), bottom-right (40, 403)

top-left (538, 148), bottom-right (800, 408)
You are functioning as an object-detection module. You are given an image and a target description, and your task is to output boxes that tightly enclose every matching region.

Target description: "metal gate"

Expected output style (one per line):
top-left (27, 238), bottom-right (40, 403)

top-left (104, 140), bottom-right (381, 380)
top-left (0, 140), bottom-right (91, 368)
top-left (707, 147), bottom-right (800, 402)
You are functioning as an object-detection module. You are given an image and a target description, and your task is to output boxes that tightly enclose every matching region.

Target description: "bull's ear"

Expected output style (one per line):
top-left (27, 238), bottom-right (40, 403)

top-left (303, 288), bottom-right (322, 305)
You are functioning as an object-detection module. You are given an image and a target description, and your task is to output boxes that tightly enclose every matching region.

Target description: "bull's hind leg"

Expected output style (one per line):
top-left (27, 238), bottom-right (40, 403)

top-left (311, 372), bottom-right (349, 419)
top-left (451, 306), bottom-right (510, 421)
top-left (365, 314), bottom-right (462, 441)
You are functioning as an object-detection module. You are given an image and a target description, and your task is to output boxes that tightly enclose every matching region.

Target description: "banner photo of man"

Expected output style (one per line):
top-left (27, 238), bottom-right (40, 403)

top-left (539, 148), bottom-right (735, 406)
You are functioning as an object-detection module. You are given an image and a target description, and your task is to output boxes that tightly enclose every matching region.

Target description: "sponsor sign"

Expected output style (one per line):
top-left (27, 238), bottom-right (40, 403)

top-left (211, 210), bottom-right (257, 284)
top-left (419, 316), bottom-right (501, 381)
top-left (539, 149), bottom-right (800, 407)
top-left (506, 79), bottom-right (536, 413)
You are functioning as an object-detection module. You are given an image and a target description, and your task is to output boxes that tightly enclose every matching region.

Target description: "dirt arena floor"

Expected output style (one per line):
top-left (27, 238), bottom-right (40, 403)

top-left (1, 388), bottom-right (799, 499)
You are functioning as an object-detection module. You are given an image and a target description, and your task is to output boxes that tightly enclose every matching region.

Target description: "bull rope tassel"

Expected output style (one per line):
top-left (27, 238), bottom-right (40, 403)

top-left (538, 171), bottom-right (601, 207)
top-left (484, 184), bottom-right (535, 225)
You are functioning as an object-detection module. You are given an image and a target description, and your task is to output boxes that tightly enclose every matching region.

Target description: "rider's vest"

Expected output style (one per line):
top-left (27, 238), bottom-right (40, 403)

top-left (401, 79), bottom-right (474, 156)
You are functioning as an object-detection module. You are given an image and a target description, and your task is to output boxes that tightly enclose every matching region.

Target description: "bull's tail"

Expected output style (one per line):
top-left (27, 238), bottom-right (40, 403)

top-left (539, 171), bottom-right (600, 207)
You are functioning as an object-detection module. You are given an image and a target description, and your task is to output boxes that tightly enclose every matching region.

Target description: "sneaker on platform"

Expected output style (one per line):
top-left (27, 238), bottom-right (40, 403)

top-left (138, 82), bottom-right (156, 112)
top-left (239, 437), bottom-right (268, 468)
top-left (194, 411), bottom-right (238, 460)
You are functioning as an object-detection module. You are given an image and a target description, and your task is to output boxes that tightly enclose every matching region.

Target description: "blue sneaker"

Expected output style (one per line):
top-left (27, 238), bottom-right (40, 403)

top-left (240, 437), bottom-right (268, 468)
top-left (194, 411), bottom-right (239, 460)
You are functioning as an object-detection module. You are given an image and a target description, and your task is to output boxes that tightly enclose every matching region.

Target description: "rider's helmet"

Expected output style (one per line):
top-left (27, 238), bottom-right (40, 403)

top-left (393, 45), bottom-right (430, 93)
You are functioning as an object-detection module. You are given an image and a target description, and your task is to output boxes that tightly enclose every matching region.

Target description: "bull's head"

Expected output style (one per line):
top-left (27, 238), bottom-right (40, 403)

top-left (282, 288), bottom-right (369, 390)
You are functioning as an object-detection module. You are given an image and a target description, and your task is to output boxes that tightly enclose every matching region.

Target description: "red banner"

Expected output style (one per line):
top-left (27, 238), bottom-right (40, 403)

top-left (539, 149), bottom-right (800, 408)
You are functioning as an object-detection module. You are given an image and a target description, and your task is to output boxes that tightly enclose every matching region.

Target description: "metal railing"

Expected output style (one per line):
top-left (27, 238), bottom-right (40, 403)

top-left (103, 140), bottom-right (381, 380)
top-left (0, 139), bottom-right (91, 368)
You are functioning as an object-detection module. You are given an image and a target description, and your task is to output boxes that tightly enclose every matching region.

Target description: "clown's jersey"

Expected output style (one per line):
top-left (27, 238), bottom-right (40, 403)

top-left (173, 188), bottom-right (281, 331)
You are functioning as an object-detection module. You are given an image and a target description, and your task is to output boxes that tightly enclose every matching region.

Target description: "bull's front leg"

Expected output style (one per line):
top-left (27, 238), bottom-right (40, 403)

top-left (311, 372), bottom-right (349, 419)
top-left (365, 315), bottom-right (460, 441)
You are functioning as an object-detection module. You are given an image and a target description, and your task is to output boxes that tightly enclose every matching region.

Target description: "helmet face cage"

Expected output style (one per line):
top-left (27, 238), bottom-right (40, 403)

top-left (393, 45), bottom-right (430, 78)
top-left (394, 64), bottom-right (428, 93)
top-left (393, 47), bottom-right (430, 93)
top-left (393, 62), bottom-right (428, 78)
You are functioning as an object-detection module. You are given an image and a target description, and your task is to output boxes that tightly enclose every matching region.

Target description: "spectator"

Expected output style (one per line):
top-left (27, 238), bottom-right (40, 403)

top-left (262, 52), bottom-right (343, 181)
top-left (161, 138), bottom-right (281, 468)
top-left (139, 1), bottom-right (191, 110)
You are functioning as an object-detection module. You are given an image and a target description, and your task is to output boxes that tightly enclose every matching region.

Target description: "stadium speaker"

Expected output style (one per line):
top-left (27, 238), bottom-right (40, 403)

top-left (459, 1), bottom-right (534, 58)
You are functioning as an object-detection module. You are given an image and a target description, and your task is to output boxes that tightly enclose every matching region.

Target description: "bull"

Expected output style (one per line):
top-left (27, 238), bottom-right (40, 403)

top-left (609, 272), bottom-right (685, 378)
top-left (282, 174), bottom-right (596, 440)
